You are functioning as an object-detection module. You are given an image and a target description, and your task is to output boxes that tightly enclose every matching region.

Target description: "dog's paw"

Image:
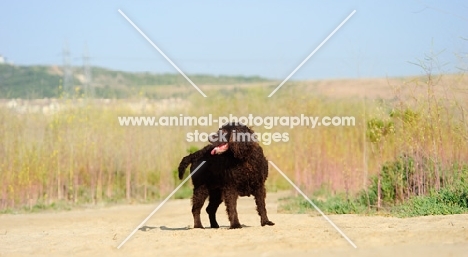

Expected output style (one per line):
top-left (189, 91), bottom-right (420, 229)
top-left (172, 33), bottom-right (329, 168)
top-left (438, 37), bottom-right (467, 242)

top-left (194, 224), bottom-right (205, 229)
top-left (229, 223), bottom-right (242, 229)
top-left (261, 221), bottom-right (275, 226)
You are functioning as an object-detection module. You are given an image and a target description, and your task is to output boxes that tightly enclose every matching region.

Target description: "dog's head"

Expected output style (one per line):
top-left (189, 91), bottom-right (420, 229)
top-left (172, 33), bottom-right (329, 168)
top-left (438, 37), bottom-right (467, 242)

top-left (209, 122), bottom-right (256, 159)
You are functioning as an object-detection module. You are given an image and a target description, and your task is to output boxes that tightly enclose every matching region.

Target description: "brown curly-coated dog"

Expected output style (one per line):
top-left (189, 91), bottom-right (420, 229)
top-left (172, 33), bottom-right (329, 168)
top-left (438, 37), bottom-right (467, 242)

top-left (178, 122), bottom-right (275, 229)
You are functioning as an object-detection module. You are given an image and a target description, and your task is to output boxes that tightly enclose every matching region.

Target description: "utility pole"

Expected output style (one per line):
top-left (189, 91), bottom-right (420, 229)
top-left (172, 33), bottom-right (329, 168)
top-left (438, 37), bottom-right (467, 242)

top-left (83, 43), bottom-right (94, 98)
top-left (62, 41), bottom-right (73, 98)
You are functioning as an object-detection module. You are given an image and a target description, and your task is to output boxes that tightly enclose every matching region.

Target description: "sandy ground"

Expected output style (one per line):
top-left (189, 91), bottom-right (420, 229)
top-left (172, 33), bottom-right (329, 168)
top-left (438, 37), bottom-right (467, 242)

top-left (1, 191), bottom-right (467, 257)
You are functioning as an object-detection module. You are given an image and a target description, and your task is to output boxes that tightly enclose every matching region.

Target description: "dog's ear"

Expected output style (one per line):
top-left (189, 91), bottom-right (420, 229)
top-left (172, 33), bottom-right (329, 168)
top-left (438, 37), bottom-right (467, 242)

top-left (230, 125), bottom-right (255, 159)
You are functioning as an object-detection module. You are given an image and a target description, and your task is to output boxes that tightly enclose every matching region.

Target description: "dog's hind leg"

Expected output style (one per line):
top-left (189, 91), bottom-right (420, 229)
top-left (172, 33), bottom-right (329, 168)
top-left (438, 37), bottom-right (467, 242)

top-left (206, 189), bottom-right (222, 228)
top-left (192, 185), bottom-right (209, 229)
top-left (253, 186), bottom-right (275, 226)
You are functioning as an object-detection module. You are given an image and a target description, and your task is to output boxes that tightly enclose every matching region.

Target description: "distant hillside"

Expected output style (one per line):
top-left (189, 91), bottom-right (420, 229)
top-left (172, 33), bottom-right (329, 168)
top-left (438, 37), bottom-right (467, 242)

top-left (0, 65), bottom-right (61, 98)
top-left (0, 64), bottom-right (269, 99)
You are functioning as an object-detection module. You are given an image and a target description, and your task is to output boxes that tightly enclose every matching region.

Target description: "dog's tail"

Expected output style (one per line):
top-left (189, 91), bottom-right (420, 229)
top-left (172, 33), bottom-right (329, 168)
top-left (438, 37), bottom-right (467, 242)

top-left (178, 155), bottom-right (193, 180)
top-left (177, 145), bottom-right (213, 179)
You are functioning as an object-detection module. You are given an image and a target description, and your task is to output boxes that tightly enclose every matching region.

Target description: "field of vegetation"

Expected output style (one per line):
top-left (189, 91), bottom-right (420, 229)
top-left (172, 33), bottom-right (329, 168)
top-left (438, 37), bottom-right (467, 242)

top-left (0, 64), bottom-right (268, 99)
top-left (1, 61), bottom-right (467, 216)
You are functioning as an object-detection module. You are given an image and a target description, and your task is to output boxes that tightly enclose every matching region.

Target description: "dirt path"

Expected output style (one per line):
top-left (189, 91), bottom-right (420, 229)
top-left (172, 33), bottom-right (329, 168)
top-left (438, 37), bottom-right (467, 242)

top-left (1, 192), bottom-right (467, 256)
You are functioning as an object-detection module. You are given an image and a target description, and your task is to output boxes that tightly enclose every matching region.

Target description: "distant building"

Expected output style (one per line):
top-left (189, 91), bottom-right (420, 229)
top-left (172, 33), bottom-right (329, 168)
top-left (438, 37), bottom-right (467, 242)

top-left (0, 55), bottom-right (4, 64)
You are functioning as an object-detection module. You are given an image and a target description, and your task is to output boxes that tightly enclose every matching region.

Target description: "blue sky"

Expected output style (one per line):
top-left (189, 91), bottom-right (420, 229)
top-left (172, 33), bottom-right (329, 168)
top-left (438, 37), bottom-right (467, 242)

top-left (1, 1), bottom-right (467, 80)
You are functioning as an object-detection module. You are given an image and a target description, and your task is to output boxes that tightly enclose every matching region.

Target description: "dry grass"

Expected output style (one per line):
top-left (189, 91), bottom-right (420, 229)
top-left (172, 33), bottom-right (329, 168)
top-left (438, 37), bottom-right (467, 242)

top-left (0, 72), bottom-right (467, 211)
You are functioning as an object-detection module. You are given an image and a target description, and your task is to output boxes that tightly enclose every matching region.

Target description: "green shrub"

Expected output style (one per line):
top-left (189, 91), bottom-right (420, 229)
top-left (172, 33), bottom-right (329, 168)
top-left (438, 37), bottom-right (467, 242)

top-left (394, 187), bottom-right (468, 217)
top-left (280, 194), bottom-right (368, 215)
top-left (365, 155), bottom-right (416, 206)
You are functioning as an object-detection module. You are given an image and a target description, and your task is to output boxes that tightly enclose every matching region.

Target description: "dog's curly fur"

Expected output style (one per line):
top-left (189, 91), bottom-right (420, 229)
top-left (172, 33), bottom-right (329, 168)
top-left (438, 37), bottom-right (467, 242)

top-left (178, 122), bottom-right (275, 229)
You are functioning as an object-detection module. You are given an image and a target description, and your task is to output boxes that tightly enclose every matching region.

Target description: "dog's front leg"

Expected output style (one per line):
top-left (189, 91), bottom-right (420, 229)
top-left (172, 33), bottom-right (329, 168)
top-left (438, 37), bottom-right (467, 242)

top-left (254, 186), bottom-right (275, 226)
top-left (223, 188), bottom-right (242, 229)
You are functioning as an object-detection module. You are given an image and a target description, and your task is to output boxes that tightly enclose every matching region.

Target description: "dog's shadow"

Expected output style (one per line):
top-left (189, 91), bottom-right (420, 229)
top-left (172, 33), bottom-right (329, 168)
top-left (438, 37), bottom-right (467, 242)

top-left (218, 224), bottom-right (251, 229)
top-left (138, 224), bottom-right (251, 232)
top-left (138, 225), bottom-right (189, 231)
top-left (159, 226), bottom-right (190, 231)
